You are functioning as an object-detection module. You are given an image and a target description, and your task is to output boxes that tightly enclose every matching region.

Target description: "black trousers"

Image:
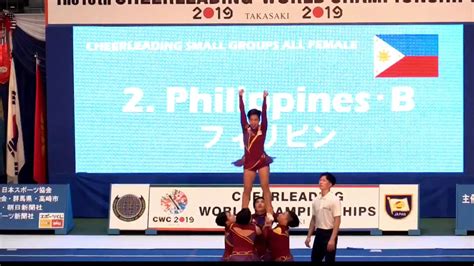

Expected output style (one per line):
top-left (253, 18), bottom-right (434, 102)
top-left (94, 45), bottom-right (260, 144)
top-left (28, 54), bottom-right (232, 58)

top-left (311, 228), bottom-right (338, 263)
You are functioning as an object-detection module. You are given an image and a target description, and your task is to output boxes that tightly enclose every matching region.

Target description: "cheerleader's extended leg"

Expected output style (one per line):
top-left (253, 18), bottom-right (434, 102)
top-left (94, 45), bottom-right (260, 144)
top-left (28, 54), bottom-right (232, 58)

top-left (242, 169), bottom-right (256, 209)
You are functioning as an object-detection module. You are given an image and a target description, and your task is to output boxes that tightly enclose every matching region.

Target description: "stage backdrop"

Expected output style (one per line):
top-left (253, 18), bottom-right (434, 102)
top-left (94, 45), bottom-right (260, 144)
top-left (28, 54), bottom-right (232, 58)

top-left (46, 18), bottom-right (474, 217)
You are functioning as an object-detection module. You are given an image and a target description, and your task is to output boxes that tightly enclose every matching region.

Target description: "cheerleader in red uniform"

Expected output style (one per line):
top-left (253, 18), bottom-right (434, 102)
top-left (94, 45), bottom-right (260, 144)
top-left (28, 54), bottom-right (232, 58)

top-left (252, 197), bottom-right (272, 261)
top-left (215, 211), bottom-right (236, 261)
top-left (228, 208), bottom-right (262, 261)
top-left (233, 89), bottom-right (274, 221)
top-left (263, 211), bottom-right (300, 262)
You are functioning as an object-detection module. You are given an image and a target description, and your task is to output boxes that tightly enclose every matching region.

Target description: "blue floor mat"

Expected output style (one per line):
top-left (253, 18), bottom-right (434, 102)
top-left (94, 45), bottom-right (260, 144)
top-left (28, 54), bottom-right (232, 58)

top-left (1, 248), bottom-right (473, 261)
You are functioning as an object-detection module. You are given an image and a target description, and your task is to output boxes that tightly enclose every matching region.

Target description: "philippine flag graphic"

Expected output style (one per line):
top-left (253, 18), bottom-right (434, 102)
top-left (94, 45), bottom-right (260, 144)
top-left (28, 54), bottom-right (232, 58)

top-left (374, 34), bottom-right (438, 78)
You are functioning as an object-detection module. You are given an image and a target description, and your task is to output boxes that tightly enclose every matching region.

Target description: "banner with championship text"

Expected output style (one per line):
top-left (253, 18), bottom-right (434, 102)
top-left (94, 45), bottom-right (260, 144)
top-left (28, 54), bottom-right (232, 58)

top-left (147, 185), bottom-right (380, 230)
top-left (47, 0), bottom-right (474, 24)
top-left (107, 184), bottom-right (419, 232)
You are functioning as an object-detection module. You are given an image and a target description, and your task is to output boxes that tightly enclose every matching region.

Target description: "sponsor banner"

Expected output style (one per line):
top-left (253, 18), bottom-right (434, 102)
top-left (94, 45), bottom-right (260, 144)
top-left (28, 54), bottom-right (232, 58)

top-left (108, 184), bottom-right (150, 230)
top-left (378, 184), bottom-right (419, 231)
top-left (47, 0), bottom-right (474, 25)
top-left (147, 185), bottom-right (379, 230)
top-left (39, 213), bottom-right (65, 229)
top-left (0, 184), bottom-right (74, 233)
top-left (455, 184), bottom-right (474, 232)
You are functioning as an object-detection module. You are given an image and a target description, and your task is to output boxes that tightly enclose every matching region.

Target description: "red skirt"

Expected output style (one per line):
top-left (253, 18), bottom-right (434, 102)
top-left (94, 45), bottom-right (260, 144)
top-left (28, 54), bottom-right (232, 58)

top-left (232, 153), bottom-right (274, 172)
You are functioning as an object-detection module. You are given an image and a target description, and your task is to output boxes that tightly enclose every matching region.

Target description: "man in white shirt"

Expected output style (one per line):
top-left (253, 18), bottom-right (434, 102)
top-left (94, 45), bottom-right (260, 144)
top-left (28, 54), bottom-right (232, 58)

top-left (305, 172), bottom-right (341, 263)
